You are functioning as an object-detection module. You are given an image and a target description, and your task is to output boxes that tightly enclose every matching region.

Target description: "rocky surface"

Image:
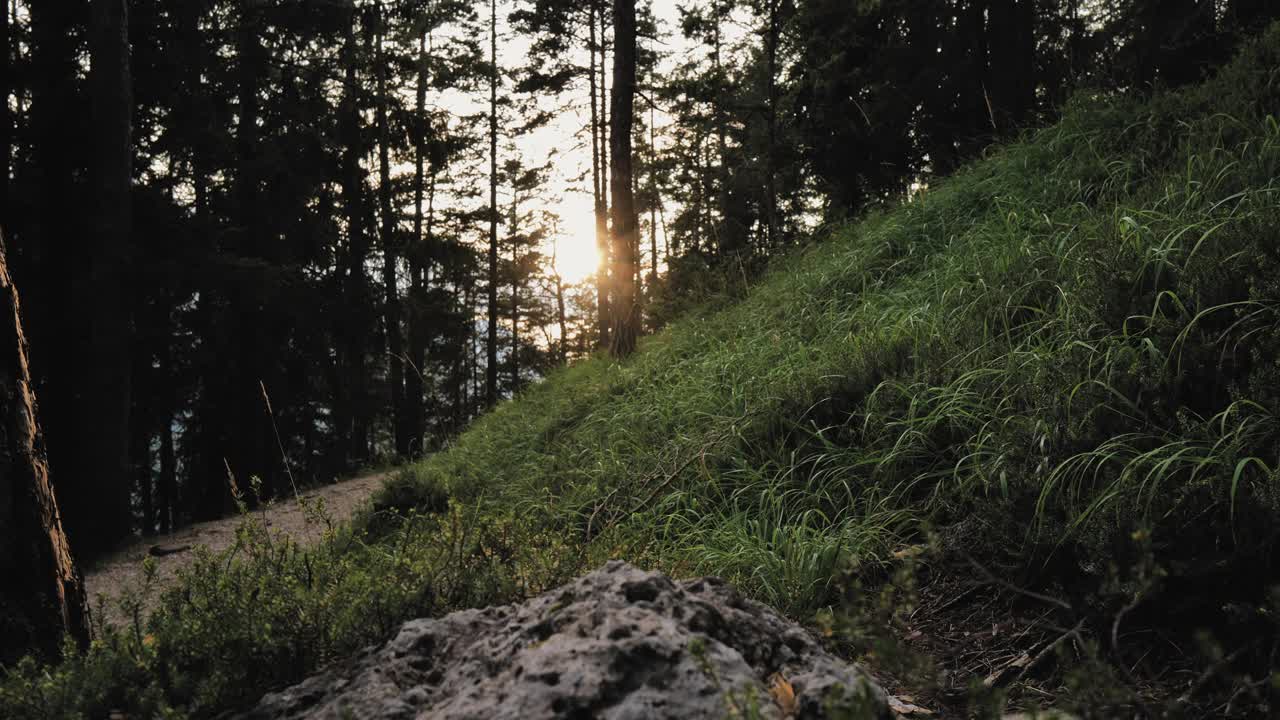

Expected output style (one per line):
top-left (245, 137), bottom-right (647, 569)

top-left (239, 560), bottom-right (890, 719)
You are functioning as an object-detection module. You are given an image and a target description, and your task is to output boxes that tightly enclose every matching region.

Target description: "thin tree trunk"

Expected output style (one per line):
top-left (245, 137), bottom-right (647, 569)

top-left (159, 410), bottom-right (175, 535)
top-left (553, 242), bottom-right (568, 365)
top-left (589, 4), bottom-right (611, 349)
top-left (231, 0), bottom-right (275, 500)
top-left (407, 31), bottom-right (429, 454)
top-left (375, 9), bottom-right (408, 457)
top-left (340, 7), bottom-right (370, 465)
top-left (85, 0), bottom-right (133, 542)
top-left (648, 95), bottom-right (659, 284)
top-left (1, 0), bottom-right (9, 240)
top-left (132, 404), bottom-right (153, 537)
top-left (599, 4), bottom-right (610, 212)
top-left (175, 0), bottom-right (220, 517)
top-left (608, 0), bottom-right (639, 358)
top-left (764, 0), bottom-right (780, 249)
top-left (509, 195), bottom-right (520, 392)
top-left (26, 0), bottom-right (81, 541)
top-left (0, 232), bottom-right (91, 662)
top-left (486, 0), bottom-right (499, 405)
top-left (157, 330), bottom-right (175, 536)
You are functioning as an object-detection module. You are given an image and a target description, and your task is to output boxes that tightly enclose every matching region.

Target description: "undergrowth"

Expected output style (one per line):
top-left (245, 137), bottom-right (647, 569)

top-left (7, 26), bottom-right (1280, 719)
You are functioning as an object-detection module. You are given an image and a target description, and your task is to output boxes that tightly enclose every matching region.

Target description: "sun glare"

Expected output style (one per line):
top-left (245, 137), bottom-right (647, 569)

top-left (554, 234), bottom-right (601, 285)
top-left (550, 209), bottom-right (602, 285)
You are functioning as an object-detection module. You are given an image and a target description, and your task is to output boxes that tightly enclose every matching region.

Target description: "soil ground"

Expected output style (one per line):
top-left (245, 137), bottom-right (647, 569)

top-left (82, 472), bottom-right (388, 628)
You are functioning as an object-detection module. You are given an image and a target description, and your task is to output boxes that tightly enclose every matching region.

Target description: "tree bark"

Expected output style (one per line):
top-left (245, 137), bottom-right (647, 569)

top-left (157, 334), bottom-right (175, 536)
top-left (648, 95), bottom-right (659, 285)
top-left (763, 0), bottom-right (781, 249)
top-left (1, 0), bottom-right (9, 240)
top-left (339, 7), bottom-right (370, 465)
top-left (229, 0), bottom-right (275, 501)
top-left (608, 0), bottom-right (639, 358)
top-left (84, 0), bottom-right (134, 543)
top-left (509, 194), bottom-right (521, 392)
top-left (174, 0), bottom-right (224, 519)
top-left (553, 243), bottom-right (568, 365)
top-left (487, 0), bottom-right (500, 405)
top-left (131, 400), bottom-right (153, 537)
top-left (589, 3), bottom-right (611, 349)
top-left (407, 31), bottom-right (429, 454)
top-left (0, 231), bottom-right (91, 663)
top-left (987, 0), bottom-right (1036, 132)
top-left (25, 4), bottom-right (81, 531)
top-left (374, 8), bottom-right (408, 457)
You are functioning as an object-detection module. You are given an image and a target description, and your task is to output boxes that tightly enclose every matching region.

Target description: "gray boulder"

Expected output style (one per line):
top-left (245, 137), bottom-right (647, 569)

top-left (239, 561), bottom-right (889, 719)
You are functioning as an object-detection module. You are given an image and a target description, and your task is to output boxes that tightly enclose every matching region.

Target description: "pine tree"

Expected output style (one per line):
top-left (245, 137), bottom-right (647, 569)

top-left (0, 231), bottom-right (90, 663)
top-left (608, 0), bottom-right (639, 358)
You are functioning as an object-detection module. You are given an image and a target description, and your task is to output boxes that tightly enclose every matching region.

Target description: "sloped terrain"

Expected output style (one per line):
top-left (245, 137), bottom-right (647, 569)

top-left (5, 26), bottom-right (1280, 720)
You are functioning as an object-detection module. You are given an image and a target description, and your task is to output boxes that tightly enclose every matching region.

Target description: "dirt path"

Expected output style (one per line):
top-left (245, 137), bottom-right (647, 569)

top-left (83, 472), bottom-right (389, 628)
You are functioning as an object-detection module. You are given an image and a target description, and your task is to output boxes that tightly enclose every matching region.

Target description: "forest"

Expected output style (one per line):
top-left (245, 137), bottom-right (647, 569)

top-left (4, 0), bottom-right (1280, 718)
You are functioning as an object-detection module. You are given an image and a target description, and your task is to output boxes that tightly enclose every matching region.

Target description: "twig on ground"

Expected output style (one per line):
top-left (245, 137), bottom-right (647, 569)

top-left (963, 553), bottom-right (1073, 611)
top-left (1176, 642), bottom-right (1253, 706)
top-left (1016, 617), bottom-right (1087, 683)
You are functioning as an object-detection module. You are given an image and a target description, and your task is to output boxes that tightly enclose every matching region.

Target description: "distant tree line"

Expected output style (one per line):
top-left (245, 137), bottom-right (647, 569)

top-left (642, 0), bottom-right (1279, 304)
top-left (1, 0), bottom-right (1274, 562)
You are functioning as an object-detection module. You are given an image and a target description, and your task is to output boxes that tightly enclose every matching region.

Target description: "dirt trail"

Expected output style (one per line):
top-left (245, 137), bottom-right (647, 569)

top-left (83, 472), bottom-right (389, 628)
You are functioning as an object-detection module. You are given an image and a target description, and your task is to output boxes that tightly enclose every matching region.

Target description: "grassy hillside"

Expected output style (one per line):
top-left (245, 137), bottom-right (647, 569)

top-left (7, 26), bottom-right (1280, 718)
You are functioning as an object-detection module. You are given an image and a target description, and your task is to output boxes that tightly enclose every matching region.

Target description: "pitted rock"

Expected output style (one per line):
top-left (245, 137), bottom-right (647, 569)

top-left (238, 561), bottom-right (889, 719)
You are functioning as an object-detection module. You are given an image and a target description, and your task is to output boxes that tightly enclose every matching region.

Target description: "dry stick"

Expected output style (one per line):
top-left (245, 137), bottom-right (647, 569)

top-left (585, 422), bottom-right (739, 542)
top-left (963, 553), bottom-right (1073, 611)
top-left (1110, 585), bottom-right (1152, 686)
top-left (261, 381), bottom-right (301, 502)
top-left (1177, 642), bottom-right (1254, 706)
top-left (584, 448), bottom-right (699, 542)
top-left (584, 406), bottom-right (760, 542)
top-left (1016, 617), bottom-right (1087, 683)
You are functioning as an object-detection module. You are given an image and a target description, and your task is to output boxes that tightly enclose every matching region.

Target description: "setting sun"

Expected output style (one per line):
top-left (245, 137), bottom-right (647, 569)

top-left (548, 196), bottom-right (603, 285)
top-left (553, 237), bottom-right (601, 285)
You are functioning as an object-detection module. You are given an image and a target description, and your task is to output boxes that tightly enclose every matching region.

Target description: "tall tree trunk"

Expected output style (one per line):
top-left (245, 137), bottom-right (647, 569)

top-left (509, 193), bottom-right (521, 392)
top-left (231, 0), bottom-right (275, 500)
top-left (374, 9), bottom-right (408, 457)
top-left (157, 334), bottom-right (175, 536)
top-left (908, 2), bottom-right (955, 176)
top-left (599, 4), bottom-right (610, 217)
top-left (1, 0), bottom-right (8, 241)
top-left (608, 0), bottom-right (639, 358)
top-left (0, 232), bottom-right (91, 663)
top-left (589, 3), bottom-right (611, 349)
top-left (25, 4), bottom-right (81, 541)
top-left (486, 0), bottom-right (500, 405)
top-left (84, 0), bottom-right (134, 543)
top-left (406, 32), bottom-right (429, 454)
top-left (957, 0), bottom-right (990, 157)
top-left (648, 81), bottom-right (659, 284)
top-left (763, 0), bottom-right (781, 249)
top-left (131, 401), bottom-right (153, 537)
top-left (987, 0), bottom-right (1036, 132)
top-left (175, 0), bottom-right (223, 518)
top-left (553, 242), bottom-right (568, 365)
top-left (340, 8), bottom-right (370, 465)
top-left (159, 411), bottom-right (175, 535)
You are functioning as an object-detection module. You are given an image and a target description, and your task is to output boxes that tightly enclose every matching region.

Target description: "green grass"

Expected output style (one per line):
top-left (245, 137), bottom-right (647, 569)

top-left (7, 26), bottom-right (1280, 719)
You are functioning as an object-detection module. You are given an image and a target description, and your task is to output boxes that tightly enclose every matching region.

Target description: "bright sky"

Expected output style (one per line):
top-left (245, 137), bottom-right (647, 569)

top-left (507, 0), bottom-right (688, 285)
